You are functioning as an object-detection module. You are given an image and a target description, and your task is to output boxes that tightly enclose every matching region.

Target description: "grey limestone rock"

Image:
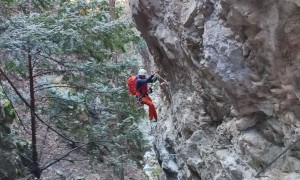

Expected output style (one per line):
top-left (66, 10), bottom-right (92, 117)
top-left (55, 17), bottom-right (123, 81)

top-left (130, 0), bottom-right (300, 179)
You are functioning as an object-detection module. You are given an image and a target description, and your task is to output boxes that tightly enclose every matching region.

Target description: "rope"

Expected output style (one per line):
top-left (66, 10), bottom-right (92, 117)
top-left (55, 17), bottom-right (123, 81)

top-left (154, 73), bottom-right (173, 104)
top-left (255, 136), bottom-right (300, 178)
top-left (153, 72), bottom-right (300, 178)
top-left (154, 73), bottom-right (168, 84)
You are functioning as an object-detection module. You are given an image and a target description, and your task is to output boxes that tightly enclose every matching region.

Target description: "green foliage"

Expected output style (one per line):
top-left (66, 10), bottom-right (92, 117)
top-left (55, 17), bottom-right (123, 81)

top-left (0, 0), bottom-right (14, 5)
top-left (0, 88), bottom-right (25, 178)
top-left (0, 0), bottom-right (146, 176)
top-left (0, 135), bottom-right (27, 179)
top-left (0, 0), bottom-right (139, 62)
top-left (0, 88), bottom-right (16, 125)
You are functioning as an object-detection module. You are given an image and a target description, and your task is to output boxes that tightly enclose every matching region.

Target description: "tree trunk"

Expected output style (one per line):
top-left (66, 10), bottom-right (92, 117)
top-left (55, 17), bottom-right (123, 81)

top-left (108, 0), bottom-right (119, 87)
top-left (28, 52), bottom-right (40, 178)
top-left (109, 0), bottom-right (116, 20)
top-left (119, 164), bottom-right (124, 180)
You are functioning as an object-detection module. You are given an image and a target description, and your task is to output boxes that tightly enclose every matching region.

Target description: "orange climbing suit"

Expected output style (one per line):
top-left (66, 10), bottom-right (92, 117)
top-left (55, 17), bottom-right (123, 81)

top-left (141, 95), bottom-right (158, 120)
top-left (136, 74), bottom-right (158, 121)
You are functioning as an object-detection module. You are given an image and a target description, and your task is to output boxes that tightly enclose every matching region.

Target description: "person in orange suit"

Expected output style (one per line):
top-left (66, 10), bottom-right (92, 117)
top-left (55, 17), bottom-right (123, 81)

top-left (136, 69), bottom-right (158, 122)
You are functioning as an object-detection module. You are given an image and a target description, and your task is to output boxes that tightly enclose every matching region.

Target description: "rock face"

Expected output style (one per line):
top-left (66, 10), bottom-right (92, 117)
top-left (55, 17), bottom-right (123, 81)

top-left (130, 0), bottom-right (300, 179)
top-left (0, 91), bottom-right (24, 179)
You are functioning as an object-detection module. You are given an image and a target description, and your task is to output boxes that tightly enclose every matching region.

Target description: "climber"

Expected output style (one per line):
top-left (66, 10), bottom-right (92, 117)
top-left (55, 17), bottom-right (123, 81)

top-left (136, 69), bottom-right (158, 122)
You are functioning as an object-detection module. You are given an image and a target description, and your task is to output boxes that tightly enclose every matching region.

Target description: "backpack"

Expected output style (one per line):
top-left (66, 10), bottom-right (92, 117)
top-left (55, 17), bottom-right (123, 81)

top-left (127, 76), bottom-right (137, 95)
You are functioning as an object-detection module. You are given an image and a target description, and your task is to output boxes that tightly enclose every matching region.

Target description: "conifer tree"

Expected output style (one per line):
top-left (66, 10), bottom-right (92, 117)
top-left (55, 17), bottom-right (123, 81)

top-left (0, 0), bottom-right (145, 178)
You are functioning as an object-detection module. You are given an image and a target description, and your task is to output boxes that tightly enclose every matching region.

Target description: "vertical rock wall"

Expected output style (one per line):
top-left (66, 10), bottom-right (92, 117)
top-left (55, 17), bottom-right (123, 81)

top-left (130, 0), bottom-right (300, 179)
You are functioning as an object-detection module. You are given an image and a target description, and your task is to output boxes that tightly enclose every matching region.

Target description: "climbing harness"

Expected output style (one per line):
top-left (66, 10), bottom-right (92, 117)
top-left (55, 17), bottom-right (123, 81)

top-left (134, 96), bottom-right (143, 108)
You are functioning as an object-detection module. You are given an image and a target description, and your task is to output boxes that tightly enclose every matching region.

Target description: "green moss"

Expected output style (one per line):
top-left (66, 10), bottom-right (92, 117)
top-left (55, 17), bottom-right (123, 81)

top-left (0, 135), bottom-right (27, 179)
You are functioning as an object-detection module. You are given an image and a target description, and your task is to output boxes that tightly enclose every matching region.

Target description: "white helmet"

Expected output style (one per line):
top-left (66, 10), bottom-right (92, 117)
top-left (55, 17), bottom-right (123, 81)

top-left (138, 69), bottom-right (147, 76)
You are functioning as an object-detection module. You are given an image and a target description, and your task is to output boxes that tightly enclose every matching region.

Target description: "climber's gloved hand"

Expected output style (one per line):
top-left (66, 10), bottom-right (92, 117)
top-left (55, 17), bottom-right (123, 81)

top-left (151, 76), bottom-right (158, 83)
top-left (148, 87), bottom-right (153, 94)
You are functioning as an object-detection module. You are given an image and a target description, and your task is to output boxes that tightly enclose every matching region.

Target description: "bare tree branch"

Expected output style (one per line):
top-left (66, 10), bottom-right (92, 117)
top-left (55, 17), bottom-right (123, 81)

top-left (34, 84), bottom-right (123, 94)
top-left (34, 85), bottom-right (84, 92)
top-left (0, 67), bottom-right (77, 143)
top-left (40, 143), bottom-right (87, 171)
top-left (109, 0), bottom-right (116, 20)
top-left (9, 100), bottom-right (31, 134)
top-left (33, 69), bottom-right (79, 78)
top-left (38, 127), bottom-right (50, 161)
top-left (0, 78), bottom-right (30, 134)
top-left (37, 53), bottom-right (64, 65)
top-left (34, 82), bottom-right (63, 89)
top-left (37, 53), bottom-right (78, 66)
top-left (16, 151), bottom-right (33, 164)
top-left (40, 140), bottom-right (112, 171)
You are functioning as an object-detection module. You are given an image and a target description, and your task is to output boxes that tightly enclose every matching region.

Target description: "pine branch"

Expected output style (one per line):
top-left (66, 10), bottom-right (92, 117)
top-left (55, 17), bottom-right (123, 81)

top-left (33, 69), bottom-right (79, 78)
top-left (39, 96), bottom-right (117, 115)
top-left (34, 82), bottom-right (63, 89)
top-left (38, 96), bottom-right (84, 105)
top-left (37, 53), bottom-right (77, 66)
top-left (34, 85), bottom-right (84, 92)
top-left (0, 67), bottom-right (77, 144)
top-left (34, 84), bottom-right (123, 94)
top-left (37, 53), bottom-right (64, 65)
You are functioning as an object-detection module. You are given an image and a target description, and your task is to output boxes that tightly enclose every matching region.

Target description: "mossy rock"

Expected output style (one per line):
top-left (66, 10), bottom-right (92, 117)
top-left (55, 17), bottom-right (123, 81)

top-left (0, 136), bottom-right (26, 180)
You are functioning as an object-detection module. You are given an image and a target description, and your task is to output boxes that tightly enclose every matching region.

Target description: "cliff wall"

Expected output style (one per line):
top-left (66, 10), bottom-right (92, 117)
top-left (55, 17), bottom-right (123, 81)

top-left (130, 0), bottom-right (300, 179)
